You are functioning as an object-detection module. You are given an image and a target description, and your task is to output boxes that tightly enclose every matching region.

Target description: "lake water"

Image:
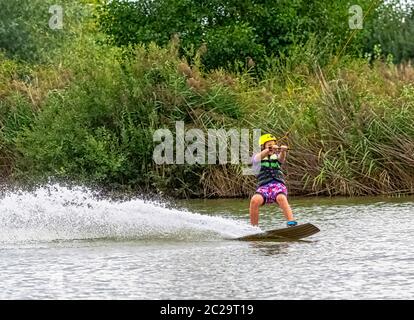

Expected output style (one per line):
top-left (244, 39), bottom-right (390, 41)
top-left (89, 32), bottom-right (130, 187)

top-left (0, 184), bottom-right (413, 299)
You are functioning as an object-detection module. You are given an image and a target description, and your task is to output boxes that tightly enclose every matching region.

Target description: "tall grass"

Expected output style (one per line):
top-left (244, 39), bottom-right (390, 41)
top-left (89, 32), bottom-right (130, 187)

top-left (247, 59), bottom-right (414, 196)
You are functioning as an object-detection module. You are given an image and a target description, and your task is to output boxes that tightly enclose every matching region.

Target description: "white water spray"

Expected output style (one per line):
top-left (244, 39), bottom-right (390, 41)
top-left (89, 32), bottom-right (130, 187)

top-left (0, 184), bottom-right (259, 244)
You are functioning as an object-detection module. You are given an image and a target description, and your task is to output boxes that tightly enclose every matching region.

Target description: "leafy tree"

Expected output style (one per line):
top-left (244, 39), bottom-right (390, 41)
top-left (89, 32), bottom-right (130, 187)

top-left (96, 0), bottom-right (379, 71)
top-left (0, 0), bottom-right (90, 62)
top-left (363, 0), bottom-right (414, 63)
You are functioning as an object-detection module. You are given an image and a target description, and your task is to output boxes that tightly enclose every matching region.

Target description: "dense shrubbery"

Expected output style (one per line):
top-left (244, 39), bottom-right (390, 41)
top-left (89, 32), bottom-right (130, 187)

top-left (363, 0), bottom-right (414, 64)
top-left (0, 0), bottom-right (413, 197)
top-left (96, 0), bottom-right (375, 72)
top-left (0, 0), bottom-right (92, 63)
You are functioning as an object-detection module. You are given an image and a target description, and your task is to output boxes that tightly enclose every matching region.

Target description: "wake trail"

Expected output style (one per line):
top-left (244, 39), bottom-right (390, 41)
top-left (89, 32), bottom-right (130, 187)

top-left (0, 184), bottom-right (260, 244)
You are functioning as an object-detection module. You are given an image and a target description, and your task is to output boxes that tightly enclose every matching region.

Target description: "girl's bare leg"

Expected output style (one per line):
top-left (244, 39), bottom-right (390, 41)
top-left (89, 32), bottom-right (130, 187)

top-left (249, 194), bottom-right (264, 226)
top-left (276, 193), bottom-right (294, 221)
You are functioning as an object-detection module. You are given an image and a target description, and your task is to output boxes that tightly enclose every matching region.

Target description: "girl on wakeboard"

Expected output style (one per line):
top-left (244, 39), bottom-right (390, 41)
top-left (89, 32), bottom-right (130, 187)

top-left (249, 133), bottom-right (298, 227)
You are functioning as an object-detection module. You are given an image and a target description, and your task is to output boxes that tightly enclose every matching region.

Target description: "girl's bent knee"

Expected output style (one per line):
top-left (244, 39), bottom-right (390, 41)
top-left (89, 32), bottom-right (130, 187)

top-left (276, 193), bottom-right (287, 203)
top-left (251, 194), bottom-right (264, 206)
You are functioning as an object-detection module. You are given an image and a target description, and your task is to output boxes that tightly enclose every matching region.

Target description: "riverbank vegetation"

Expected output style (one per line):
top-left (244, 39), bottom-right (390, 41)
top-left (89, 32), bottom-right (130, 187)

top-left (1, 0), bottom-right (413, 198)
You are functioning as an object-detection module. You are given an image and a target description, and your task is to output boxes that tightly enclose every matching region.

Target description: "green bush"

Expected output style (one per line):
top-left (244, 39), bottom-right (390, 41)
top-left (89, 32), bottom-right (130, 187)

top-left (96, 0), bottom-right (379, 73)
top-left (363, 0), bottom-right (414, 64)
top-left (0, 0), bottom-right (91, 62)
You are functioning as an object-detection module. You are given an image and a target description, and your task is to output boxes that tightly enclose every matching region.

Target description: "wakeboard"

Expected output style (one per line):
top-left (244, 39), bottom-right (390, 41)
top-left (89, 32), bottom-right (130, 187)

top-left (236, 223), bottom-right (320, 241)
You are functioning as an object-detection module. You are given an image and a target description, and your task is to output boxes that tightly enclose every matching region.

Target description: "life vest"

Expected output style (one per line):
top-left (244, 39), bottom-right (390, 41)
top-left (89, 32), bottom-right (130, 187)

top-left (256, 154), bottom-right (285, 186)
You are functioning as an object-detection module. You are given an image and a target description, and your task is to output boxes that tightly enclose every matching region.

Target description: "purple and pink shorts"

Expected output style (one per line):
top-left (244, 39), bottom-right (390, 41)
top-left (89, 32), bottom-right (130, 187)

top-left (255, 182), bottom-right (288, 205)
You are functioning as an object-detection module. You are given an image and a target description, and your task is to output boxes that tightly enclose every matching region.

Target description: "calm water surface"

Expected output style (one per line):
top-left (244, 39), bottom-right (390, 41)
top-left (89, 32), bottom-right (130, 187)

top-left (0, 185), bottom-right (413, 299)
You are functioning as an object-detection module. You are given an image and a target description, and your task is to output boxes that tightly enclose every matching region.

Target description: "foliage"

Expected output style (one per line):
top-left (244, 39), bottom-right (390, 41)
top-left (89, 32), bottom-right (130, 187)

top-left (0, 0), bottom-right (92, 62)
top-left (362, 0), bottom-right (414, 63)
top-left (1, 0), bottom-right (414, 198)
top-left (96, 0), bottom-right (380, 72)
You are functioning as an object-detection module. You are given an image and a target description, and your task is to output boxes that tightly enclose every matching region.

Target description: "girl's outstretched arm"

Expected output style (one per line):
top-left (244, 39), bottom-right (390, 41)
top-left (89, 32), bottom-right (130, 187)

top-left (253, 148), bottom-right (270, 163)
top-left (278, 145), bottom-right (288, 163)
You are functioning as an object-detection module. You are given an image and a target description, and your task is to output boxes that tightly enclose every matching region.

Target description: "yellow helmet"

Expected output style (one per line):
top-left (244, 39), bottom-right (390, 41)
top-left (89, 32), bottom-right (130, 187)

top-left (259, 133), bottom-right (277, 146)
